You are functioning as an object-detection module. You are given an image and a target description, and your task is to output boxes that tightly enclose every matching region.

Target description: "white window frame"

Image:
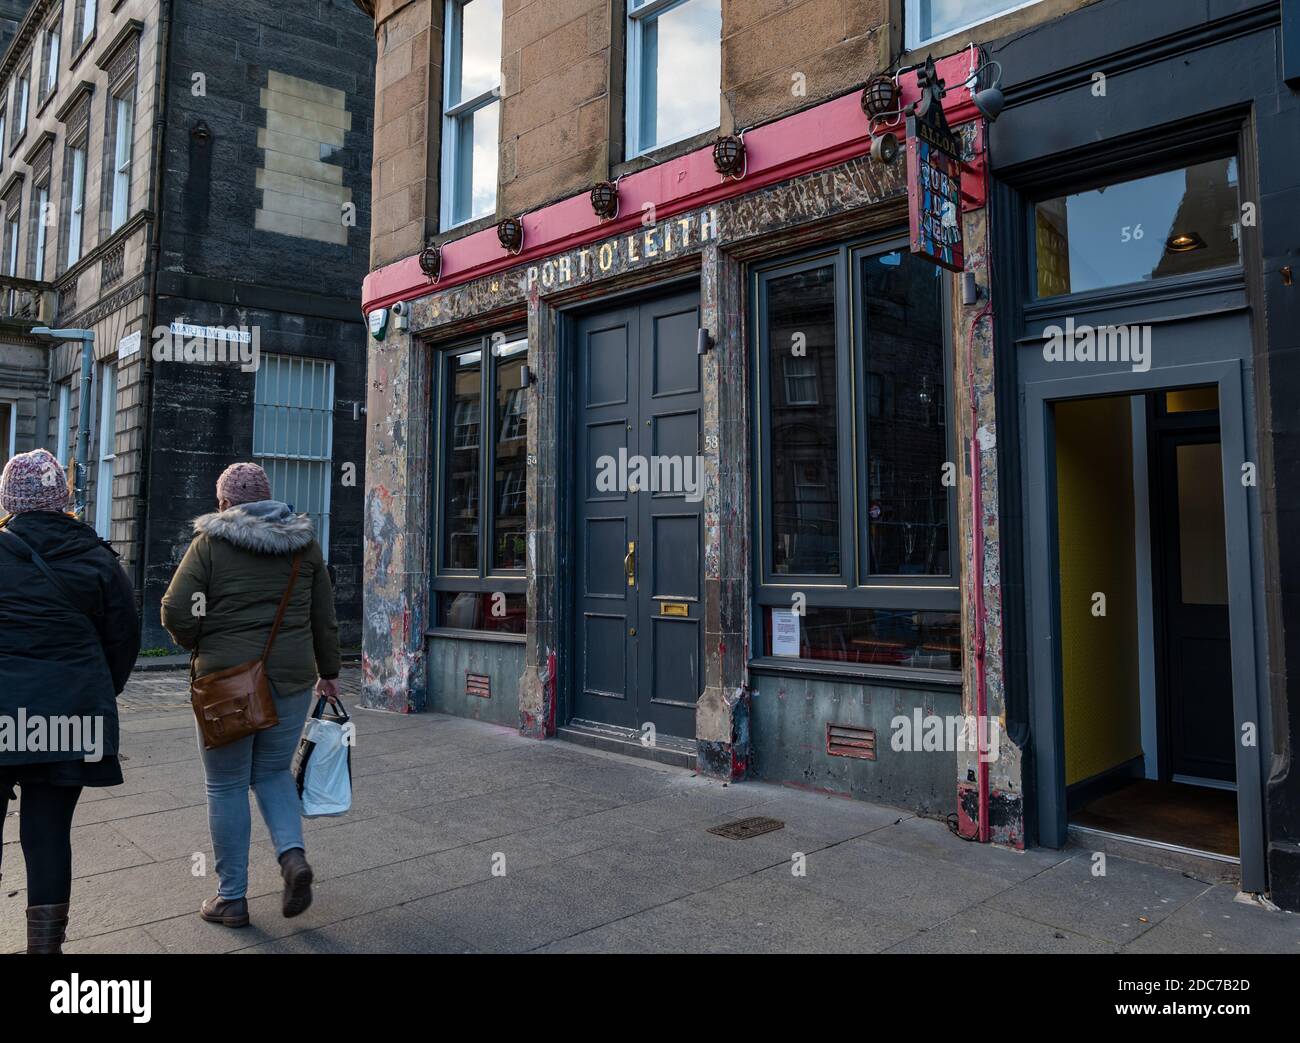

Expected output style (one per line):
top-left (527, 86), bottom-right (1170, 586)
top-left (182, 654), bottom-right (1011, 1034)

top-left (4, 399), bottom-right (15, 464)
top-left (7, 212), bottom-right (20, 275)
top-left (110, 92), bottom-right (133, 231)
top-left (253, 354), bottom-right (336, 557)
top-left (44, 26), bottom-right (60, 96)
top-left (67, 144), bottom-right (85, 263)
top-left (782, 355), bottom-right (819, 406)
top-left (439, 0), bottom-right (500, 231)
top-left (55, 381), bottom-right (70, 465)
top-left (94, 361), bottom-right (116, 539)
top-left (15, 74), bottom-right (28, 137)
top-left (625, 0), bottom-right (721, 161)
top-left (80, 0), bottom-right (97, 47)
top-left (33, 183), bottom-right (48, 278)
top-left (0, 111), bottom-right (7, 170)
top-left (905, 0), bottom-right (1044, 49)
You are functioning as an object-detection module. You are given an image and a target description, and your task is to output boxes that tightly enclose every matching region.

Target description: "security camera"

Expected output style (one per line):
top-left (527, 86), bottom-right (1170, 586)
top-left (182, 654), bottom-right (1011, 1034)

top-left (390, 300), bottom-right (410, 333)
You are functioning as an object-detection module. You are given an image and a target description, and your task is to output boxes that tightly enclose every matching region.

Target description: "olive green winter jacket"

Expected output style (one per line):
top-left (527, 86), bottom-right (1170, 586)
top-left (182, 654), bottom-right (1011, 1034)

top-left (160, 500), bottom-right (340, 694)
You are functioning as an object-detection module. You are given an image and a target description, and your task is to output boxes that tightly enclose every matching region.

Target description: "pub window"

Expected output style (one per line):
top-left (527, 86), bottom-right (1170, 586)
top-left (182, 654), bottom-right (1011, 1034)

top-left (1033, 155), bottom-right (1241, 299)
top-left (440, 0), bottom-right (501, 229)
top-left (432, 331), bottom-right (527, 635)
top-left (754, 239), bottom-right (960, 673)
top-left (906, 0), bottom-right (1043, 48)
top-left (625, 0), bottom-right (721, 159)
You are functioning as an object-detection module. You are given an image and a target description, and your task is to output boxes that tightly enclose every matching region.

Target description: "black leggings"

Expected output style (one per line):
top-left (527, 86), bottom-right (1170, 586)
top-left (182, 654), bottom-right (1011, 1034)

top-left (0, 780), bottom-right (83, 906)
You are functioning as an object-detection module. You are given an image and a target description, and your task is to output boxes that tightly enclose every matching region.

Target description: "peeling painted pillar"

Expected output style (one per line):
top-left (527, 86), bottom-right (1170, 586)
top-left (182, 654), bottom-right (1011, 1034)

top-left (696, 239), bottom-right (751, 778)
top-left (361, 328), bottom-right (432, 712)
top-left (953, 204), bottom-right (1022, 846)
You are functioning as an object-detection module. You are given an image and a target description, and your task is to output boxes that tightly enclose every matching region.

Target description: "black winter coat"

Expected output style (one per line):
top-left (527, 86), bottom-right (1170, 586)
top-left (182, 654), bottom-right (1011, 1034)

top-left (0, 510), bottom-right (140, 773)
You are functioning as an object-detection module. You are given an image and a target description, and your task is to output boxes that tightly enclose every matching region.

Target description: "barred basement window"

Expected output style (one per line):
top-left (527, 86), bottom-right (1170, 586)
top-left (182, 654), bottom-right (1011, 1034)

top-left (253, 354), bottom-right (335, 557)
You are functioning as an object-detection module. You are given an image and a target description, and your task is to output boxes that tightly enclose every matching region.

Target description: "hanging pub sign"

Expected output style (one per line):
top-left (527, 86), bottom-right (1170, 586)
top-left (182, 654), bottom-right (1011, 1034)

top-left (906, 57), bottom-right (964, 273)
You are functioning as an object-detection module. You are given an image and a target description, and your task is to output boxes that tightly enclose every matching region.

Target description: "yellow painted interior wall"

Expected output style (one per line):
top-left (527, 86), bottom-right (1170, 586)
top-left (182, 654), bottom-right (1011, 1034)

top-left (1055, 397), bottom-right (1143, 786)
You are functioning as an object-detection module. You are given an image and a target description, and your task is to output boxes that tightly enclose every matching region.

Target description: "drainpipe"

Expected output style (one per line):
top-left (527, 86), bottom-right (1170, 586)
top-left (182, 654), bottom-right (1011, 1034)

top-left (967, 298), bottom-right (992, 843)
top-left (136, 0), bottom-right (173, 603)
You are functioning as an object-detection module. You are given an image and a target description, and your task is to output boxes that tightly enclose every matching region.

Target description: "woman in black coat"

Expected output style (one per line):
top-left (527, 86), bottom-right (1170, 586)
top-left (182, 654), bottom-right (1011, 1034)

top-left (0, 449), bottom-right (140, 954)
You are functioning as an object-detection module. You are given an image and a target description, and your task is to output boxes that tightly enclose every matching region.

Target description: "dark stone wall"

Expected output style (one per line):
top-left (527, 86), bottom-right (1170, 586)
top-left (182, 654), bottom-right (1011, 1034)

top-left (140, 0), bottom-right (374, 651)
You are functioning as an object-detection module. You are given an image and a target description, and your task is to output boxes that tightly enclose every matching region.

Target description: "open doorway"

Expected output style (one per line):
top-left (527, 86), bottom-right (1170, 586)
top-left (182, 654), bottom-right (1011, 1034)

top-left (1053, 386), bottom-right (1238, 860)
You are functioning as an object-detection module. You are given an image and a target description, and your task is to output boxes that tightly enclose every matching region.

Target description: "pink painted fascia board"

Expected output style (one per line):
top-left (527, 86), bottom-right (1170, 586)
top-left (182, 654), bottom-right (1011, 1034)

top-left (362, 49), bottom-right (984, 314)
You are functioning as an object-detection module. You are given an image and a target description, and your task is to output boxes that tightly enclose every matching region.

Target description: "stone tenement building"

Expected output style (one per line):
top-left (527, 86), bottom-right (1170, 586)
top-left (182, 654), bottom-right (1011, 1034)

top-left (355, 0), bottom-right (1300, 911)
top-left (0, 0), bottom-right (374, 648)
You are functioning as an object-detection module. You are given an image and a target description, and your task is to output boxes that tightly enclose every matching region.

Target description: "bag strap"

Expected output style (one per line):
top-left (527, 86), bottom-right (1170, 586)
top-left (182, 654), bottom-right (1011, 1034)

top-left (0, 528), bottom-right (102, 629)
top-left (261, 554), bottom-right (302, 663)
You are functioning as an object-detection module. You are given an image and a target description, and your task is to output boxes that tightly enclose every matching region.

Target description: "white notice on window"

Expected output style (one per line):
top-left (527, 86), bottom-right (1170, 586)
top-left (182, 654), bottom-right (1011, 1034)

top-left (771, 608), bottom-right (801, 657)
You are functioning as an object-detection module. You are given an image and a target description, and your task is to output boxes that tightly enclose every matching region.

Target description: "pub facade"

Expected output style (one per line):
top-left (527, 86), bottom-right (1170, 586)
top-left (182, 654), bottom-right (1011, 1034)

top-left (357, 0), bottom-right (1300, 909)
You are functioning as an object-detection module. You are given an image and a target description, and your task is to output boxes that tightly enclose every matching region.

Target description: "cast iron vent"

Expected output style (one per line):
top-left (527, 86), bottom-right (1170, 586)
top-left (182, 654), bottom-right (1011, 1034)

top-left (466, 672), bottom-right (491, 699)
top-left (708, 816), bottom-right (785, 840)
top-left (826, 723), bottom-right (875, 760)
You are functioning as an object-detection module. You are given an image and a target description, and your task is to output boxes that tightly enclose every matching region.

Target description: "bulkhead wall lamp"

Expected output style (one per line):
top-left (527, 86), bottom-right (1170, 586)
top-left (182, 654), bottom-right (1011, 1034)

top-left (590, 179), bottom-right (620, 220)
top-left (498, 215), bottom-right (525, 254)
top-left (418, 240), bottom-right (442, 281)
top-left (712, 133), bottom-right (747, 180)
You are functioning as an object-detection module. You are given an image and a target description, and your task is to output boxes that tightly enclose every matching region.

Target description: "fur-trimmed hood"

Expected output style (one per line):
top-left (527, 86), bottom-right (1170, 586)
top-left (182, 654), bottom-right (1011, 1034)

top-left (192, 499), bottom-right (316, 555)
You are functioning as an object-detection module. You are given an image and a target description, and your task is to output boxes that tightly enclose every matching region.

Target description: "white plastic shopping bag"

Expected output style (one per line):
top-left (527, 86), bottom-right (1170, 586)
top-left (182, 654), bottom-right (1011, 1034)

top-left (292, 695), bottom-right (353, 817)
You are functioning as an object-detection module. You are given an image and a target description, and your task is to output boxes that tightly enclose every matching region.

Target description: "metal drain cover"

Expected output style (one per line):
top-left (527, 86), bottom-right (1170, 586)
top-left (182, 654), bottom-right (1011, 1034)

top-left (708, 816), bottom-right (785, 839)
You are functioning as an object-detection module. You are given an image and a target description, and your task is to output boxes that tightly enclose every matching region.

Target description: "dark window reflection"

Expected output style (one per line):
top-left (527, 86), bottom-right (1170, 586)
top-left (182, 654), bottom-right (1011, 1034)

top-left (863, 251), bottom-right (949, 575)
top-left (768, 265), bottom-right (839, 575)
top-left (765, 605), bottom-right (960, 670)
top-left (441, 591), bottom-right (525, 633)
top-left (1035, 157), bottom-right (1240, 298)
top-left (444, 350), bottom-right (481, 569)
top-left (492, 336), bottom-right (528, 570)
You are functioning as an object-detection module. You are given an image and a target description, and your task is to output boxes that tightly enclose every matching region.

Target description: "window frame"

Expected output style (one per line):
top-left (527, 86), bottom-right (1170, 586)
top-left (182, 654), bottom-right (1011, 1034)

top-left (439, 0), bottom-right (501, 231)
top-left (751, 232), bottom-right (960, 625)
top-left (55, 380), bottom-right (70, 466)
top-left (430, 328), bottom-right (528, 606)
top-left (31, 179), bottom-right (48, 279)
top-left (624, 0), bottom-right (721, 161)
top-left (77, 0), bottom-right (97, 50)
top-left (252, 353), bottom-right (336, 558)
top-left (64, 139), bottom-right (85, 265)
top-left (93, 358), bottom-right (116, 540)
top-left (108, 89), bottom-right (133, 232)
top-left (13, 66), bottom-right (29, 144)
top-left (905, 0), bottom-right (1044, 50)
top-left (40, 19), bottom-right (61, 103)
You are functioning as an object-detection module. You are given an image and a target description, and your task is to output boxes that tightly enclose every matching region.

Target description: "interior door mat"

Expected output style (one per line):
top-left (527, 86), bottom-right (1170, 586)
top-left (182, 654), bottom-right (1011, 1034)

top-left (708, 816), bottom-right (785, 840)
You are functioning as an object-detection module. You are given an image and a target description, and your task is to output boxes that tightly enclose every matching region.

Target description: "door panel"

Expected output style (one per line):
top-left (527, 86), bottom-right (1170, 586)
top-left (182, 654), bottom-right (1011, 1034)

top-left (573, 290), bottom-right (702, 738)
top-left (1156, 431), bottom-right (1235, 783)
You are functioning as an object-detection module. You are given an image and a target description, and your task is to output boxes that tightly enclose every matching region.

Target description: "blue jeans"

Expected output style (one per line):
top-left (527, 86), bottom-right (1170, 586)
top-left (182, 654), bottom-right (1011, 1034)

top-left (196, 689), bottom-right (312, 900)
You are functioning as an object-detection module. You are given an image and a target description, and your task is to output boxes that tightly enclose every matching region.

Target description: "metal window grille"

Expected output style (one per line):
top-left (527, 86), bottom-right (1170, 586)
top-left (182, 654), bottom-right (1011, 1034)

top-left (253, 354), bottom-right (335, 558)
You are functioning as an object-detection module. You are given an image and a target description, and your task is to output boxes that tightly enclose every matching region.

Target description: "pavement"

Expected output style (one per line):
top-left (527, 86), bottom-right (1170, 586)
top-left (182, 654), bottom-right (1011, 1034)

top-left (3, 666), bottom-right (1298, 954)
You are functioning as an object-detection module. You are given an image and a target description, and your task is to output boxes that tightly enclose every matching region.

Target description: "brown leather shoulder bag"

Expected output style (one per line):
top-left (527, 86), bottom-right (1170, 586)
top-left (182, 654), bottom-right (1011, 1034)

top-left (190, 554), bottom-right (301, 750)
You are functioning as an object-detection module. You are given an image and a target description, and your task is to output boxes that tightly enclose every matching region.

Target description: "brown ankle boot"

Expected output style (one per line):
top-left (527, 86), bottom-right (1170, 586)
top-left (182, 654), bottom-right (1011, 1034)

top-left (199, 895), bottom-right (250, 927)
top-left (278, 848), bottom-right (313, 918)
top-left (27, 903), bottom-right (70, 954)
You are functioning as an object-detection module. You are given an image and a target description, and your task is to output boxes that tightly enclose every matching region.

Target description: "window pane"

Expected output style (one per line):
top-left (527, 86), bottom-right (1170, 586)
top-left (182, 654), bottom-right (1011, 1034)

top-left (863, 251), bottom-right (949, 576)
top-left (767, 265), bottom-right (839, 575)
top-left (440, 591), bottom-right (524, 634)
top-left (453, 0), bottom-right (501, 105)
top-left (444, 350), bottom-right (481, 569)
top-left (1035, 157), bottom-right (1240, 298)
top-left (637, 0), bottom-right (720, 153)
top-left (454, 100), bottom-right (498, 224)
top-left (765, 605), bottom-right (961, 670)
top-left (909, 0), bottom-right (1038, 45)
top-left (492, 335), bottom-right (527, 570)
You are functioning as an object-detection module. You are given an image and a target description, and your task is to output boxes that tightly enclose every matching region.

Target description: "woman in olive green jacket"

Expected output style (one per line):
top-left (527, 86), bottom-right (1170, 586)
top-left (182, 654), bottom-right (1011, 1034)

top-left (162, 462), bottom-right (340, 928)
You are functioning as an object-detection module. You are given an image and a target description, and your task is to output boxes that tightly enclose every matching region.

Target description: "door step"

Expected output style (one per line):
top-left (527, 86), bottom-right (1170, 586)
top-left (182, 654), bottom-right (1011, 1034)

top-left (557, 719), bottom-right (697, 769)
top-left (1067, 823), bottom-right (1240, 885)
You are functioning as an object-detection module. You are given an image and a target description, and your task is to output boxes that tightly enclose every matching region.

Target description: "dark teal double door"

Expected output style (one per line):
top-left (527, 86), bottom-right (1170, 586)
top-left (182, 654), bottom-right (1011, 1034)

top-left (572, 289), bottom-right (703, 739)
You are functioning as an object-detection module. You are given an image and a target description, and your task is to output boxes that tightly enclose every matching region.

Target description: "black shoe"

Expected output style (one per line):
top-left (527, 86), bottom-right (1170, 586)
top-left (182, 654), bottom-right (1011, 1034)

top-left (278, 848), bottom-right (313, 918)
top-left (199, 895), bottom-right (250, 927)
top-left (26, 903), bottom-right (69, 954)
